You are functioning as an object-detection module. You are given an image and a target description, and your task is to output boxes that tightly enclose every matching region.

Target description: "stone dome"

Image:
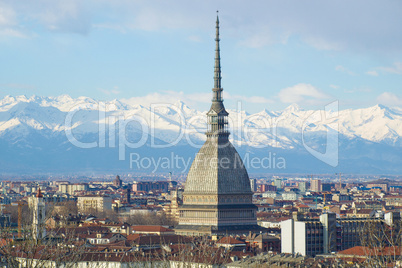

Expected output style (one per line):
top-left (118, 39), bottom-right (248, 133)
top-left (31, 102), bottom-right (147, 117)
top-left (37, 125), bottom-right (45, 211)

top-left (184, 138), bottom-right (252, 195)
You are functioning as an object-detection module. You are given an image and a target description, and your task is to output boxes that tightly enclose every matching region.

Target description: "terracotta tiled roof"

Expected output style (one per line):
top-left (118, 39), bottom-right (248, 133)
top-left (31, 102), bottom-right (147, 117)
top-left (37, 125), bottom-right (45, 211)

top-left (297, 204), bottom-right (309, 208)
top-left (216, 237), bottom-right (245, 245)
top-left (125, 234), bottom-right (141, 241)
top-left (338, 246), bottom-right (402, 256)
top-left (132, 225), bottom-right (173, 232)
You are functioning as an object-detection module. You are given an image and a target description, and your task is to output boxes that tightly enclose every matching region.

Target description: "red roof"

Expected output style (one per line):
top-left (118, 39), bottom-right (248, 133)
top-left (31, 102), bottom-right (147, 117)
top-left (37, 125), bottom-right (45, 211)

top-left (338, 246), bottom-right (402, 256)
top-left (131, 225), bottom-right (173, 232)
top-left (297, 204), bottom-right (309, 208)
top-left (125, 234), bottom-right (141, 241)
top-left (216, 237), bottom-right (245, 245)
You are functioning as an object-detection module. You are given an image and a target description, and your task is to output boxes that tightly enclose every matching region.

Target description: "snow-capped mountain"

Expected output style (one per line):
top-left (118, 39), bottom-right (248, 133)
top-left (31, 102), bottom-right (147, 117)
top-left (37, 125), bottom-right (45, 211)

top-left (0, 95), bottom-right (401, 174)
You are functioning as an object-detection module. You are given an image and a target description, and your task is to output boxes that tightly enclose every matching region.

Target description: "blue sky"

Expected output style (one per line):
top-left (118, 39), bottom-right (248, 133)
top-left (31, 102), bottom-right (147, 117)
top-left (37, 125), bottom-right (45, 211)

top-left (0, 0), bottom-right (402, 112)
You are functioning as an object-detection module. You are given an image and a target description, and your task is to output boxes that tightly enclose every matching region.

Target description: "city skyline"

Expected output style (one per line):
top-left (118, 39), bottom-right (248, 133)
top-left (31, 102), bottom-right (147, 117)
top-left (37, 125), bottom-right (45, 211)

top-left (1, 3), bottom-right (402, 267)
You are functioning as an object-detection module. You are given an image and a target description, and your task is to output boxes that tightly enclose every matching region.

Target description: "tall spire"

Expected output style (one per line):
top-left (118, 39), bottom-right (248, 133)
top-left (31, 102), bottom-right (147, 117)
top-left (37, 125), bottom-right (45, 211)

top-left (207, 12), bottom-right (229, 139)
top-left (36, 187), bottom-right (43, 198)
top-left (213, 11), bottom-right (222, 101)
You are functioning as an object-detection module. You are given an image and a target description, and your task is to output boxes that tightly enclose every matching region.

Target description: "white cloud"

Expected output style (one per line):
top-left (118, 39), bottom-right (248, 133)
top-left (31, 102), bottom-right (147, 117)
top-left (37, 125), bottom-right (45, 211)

top-left (0, 28), bottom-right (27, 38)
top-left (277, 83), bottom-right (331, 105)
top-left (304, 36), bottom-right (343, 51)
top-left (0, 3), bottom-right (27, 38)
top-left (366, 70), bottom-right (379, 76)
top-left (335, 65), bottom-right (355, 76)
top-left (33, 0), bottom-right (90, 34)
top-left (378, 62), bottom-right (402, 75)
top-left (377, 92), bottom-right (402, 106)
top-left (120, 90), bottom-right (273, 110)
top-left (121, 91), bottom-right (210, 109)
top-left (344, 87), bottom-right (372, 94)
top-left (329, 84), bottom-right (339, 89)
top-left (239, 27), bottom-right (274, 48)
top-left (0, 3), bottom-right (16, 27)
top-left (1, 1), bottom-right (402, 52)
top-left (0, 0), bottom-right (91, 35)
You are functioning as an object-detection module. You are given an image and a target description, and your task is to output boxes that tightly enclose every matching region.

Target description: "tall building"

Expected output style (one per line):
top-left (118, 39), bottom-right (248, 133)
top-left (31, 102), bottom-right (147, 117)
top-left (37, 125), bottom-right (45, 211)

top-left (123, 187), bottom-right (131, 204)
top-left (175, 15), bottom-right (258, 236)
top-left (58, 183), bottom-right (89, 195)
top-left (113, 175), bottom-right (122, 188)
top-left (273, 178), bottom-right (282, 190)
top-left (132, 181), bottom-right (169, 193)
top-left (32, 188), bottom-right (46, 239)
top-left (281, 213), bottom-right (337, 256)
top-left (250, 179), bottom-right (257, 192)
top-left (281, 212), bottom-right (394, 256)
top-left (77, 195), bottom-right (112, 213)
top-left (260, 184), bottom-right (277, 192)
top-left (169, 188), bottom-right (183, 222)
top-left (298, 182), bottom-right (307, 193)
top-left (321, 183), bottom-right (333, 192)
top-left (311, 179), bottom-right (322, 192)
top-left (367, 183), bottom-right (388, 192)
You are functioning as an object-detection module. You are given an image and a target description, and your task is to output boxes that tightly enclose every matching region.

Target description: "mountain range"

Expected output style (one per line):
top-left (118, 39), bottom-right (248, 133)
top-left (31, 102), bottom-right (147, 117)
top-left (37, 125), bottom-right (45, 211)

top-left (1, 95), bottom-right (402, 175)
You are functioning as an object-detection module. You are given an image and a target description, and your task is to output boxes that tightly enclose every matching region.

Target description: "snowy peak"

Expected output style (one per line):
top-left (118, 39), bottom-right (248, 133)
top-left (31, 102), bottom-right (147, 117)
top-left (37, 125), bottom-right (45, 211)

top-left (1, 94), bottom-right (402, 173)
top-left (283, 103), bottom-right (302, 113)
top-left (0, 94), bottom-right (402, 149)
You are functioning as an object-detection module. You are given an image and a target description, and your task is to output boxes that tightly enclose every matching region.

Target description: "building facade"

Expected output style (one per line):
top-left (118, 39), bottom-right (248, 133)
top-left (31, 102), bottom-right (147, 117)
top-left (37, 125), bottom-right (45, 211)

top-left (250, 179), bottom-right (257, 192)
top-left (298, 182), bottom-right (307, 193)
top-left (113, 175), bottom-right (122, 188)
top-left (310, 180), bottom-right (322, 192)
top-left (273, 178), bottom-right (282, 190)
top-left (132, 181), bottom-right (169, 193)
top-left (261, 184), bottom-right (277, 192)
top-left (77, 195), bottom-right (112, 213)
top-left (281, 212), bottom-right (395, 256)
top-left (58, 183), bottom-right (89, 195)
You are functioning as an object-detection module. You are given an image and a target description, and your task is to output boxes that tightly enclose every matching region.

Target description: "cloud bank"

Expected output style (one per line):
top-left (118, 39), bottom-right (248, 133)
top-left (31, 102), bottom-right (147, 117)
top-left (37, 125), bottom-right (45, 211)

top-left (1, 0), bottom-right (402, 52)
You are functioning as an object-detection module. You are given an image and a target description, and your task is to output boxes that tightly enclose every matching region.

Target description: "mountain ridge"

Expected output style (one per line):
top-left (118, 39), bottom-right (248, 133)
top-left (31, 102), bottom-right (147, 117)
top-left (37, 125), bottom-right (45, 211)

top-left (0, 94), bottom-right (401, 174)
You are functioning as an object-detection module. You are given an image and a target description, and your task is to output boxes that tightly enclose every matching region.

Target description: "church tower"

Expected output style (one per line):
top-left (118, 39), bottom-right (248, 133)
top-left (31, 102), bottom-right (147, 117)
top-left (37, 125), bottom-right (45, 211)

top-left (176, 14), bottom-right (258, 235)
top-left (32, 188), bottom-right (46, 239)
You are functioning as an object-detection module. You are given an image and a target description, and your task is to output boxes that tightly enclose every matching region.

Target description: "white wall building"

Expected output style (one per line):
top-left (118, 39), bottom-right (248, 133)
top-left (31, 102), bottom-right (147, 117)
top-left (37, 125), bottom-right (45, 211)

top-left (282, 192), bottom-right (300, 201)
top-left (77, 195), bottom-right (112, 213)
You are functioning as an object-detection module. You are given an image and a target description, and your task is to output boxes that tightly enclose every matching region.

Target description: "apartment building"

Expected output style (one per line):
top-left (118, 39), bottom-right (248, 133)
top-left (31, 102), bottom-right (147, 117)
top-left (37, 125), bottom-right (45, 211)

top-left (281, 212), bottom-right (396, 256)
top-left (310, 180), bottom-right (322, 192)
top-left (59, 183), bottom-right (89, 195)
top-left (77, 195), bottom-right (112, 213)
top-left (132, 181), bottom-right (169, 193)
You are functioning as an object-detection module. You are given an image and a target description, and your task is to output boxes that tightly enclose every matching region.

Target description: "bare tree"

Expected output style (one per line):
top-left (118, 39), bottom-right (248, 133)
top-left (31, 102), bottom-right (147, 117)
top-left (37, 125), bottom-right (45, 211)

top-left (126, 211), bottom-right (176, 226)
top-left (360, 218), bottom-right (402, 267)
top-left (51, 200), bottom-right (78, 217)
top-left (0, 224), bottom-right (87, 268)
